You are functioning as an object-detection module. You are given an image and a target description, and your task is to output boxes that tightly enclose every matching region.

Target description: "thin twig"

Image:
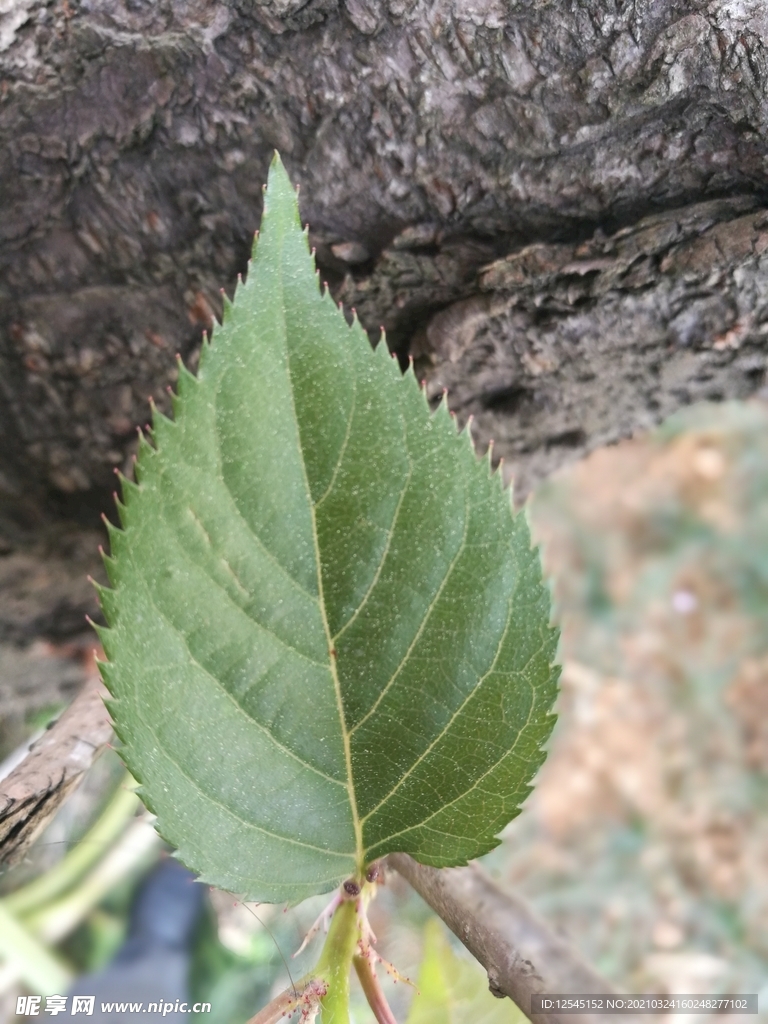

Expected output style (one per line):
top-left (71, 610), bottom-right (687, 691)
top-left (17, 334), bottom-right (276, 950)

top-left (0, 676), bottom-right (112, 867)
top-left (246, 978), bottom-right (327, 1024)
top-left (353, 955), bottom-right (398, 1024)
top-left (388, 853), bottom-right (641, 1024)
top-left (245, 985), bottom-right (301, 1024)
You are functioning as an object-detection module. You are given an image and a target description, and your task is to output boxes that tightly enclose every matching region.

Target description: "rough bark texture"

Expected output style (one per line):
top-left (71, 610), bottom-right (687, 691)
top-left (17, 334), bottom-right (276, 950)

top-left (1, 0), bottom-right (768, 693)
top-left (0, 675), bottom-right (111, 866)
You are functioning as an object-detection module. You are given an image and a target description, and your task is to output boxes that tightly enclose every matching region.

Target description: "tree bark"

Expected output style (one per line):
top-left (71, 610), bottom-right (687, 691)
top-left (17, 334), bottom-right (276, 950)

top-left (1, 0), bottom-right (768, 661)
top-left (0, 674), bottom-right (111, 865)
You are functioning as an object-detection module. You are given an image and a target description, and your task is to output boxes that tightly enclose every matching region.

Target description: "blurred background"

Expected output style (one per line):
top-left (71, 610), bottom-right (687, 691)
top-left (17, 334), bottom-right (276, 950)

top-left (1, 399), bottom-right (767, 1024)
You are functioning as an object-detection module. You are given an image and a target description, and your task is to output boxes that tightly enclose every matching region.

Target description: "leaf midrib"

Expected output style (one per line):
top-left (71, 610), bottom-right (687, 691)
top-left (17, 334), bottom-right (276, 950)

top-left (273, 234), bottom-right (365, 872)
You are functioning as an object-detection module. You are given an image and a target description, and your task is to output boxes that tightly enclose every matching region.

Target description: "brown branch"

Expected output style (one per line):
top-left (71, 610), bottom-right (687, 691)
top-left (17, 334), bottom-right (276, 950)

top-left (245, 979), bottom-right (327, 1024)
top-left (388, 853), bottom-right (641, 1024)
top-left (0, 676), bottom-right (113, 867)
top-left (244, 986), bottom-right (301, 1024)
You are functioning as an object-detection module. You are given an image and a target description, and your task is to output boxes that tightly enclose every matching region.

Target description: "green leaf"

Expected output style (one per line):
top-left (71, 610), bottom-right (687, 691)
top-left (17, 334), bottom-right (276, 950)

top-left (97, 154), bottom-right (559, 905)
top-left (407, 921), bottom-right (528, 1024)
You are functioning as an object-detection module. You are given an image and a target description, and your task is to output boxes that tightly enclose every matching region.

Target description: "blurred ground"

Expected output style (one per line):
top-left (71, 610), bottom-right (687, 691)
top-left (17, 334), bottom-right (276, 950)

top-left (498, 399), bottom-right (768, 1011)
top-left (1, 399), bottom-right (767, 1022)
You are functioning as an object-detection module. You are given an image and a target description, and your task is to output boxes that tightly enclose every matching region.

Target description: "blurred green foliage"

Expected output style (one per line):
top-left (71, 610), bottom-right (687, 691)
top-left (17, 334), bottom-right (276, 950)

top-left (406, 921), bottom-right (525, 1024)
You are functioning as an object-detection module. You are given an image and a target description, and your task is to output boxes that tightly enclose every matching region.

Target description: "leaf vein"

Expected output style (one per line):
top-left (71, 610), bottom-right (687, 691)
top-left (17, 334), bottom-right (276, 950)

top-left (156, 516), bottom-right (328, 671)
top-left (139, 582), bottom-right (347, 789)
top-left (360, 595), bottom-right (516, 823)
top-left (314, 365), bottom-right (356, 509)
top-left (349, 480), bottom-right (471, 734)
top-left (187, 507), bottom-right (251, 600)
top-left (197, 411), bottom-right (320, 604)
top-left (364, 674), bottom-right (538, 848)
top-left (332, 459), bottom-right (413, 643)
top-left (135, 701), bottom-right (352, 858)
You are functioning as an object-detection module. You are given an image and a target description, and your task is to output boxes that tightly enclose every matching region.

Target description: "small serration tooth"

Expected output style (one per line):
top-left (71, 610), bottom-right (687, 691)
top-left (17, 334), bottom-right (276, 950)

top-left (119, 472), bottom-right (138, 495)
top-left (89, 620), bottom-right (110, 648)
top-left (100, 671), bottom-right (116, 696)
top-left (177, 360), bottom-right (196, 386)
top-left (137, 428), bottom-right (155, 455)
top-left (152, 403), bottom-right (171, 424)
top-left (103, 516), bottom-right (122, 544)
top-left (102, 555), bottom-right (119, 587)
top-left (96, 585), bottom-right (119, 621)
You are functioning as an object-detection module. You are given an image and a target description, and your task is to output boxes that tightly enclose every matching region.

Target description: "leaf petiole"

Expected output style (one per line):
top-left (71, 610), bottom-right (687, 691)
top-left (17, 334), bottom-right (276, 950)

top-left (353, 954), bottom-right (399, 1024)
top-left (263, 874), bottom-right (406, 1024)
top-left (312, 898), bottom-right (357, 1023)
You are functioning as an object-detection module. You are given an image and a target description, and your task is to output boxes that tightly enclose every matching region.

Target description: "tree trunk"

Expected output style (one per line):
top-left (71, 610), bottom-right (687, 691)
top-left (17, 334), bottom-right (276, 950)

top-left (1, 0), bottom-right (767, 676)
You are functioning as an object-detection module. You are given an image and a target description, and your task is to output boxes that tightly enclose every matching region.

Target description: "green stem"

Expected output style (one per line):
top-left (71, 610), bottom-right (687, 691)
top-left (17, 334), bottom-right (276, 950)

top-left (24, 818), bottom-right (160, 943)
top-left (0, 901), bottom-right (72, 995)
top-left (258, 881), bottom-right (387, 1024)
top-left (314, 898), bottom-right (360, 1024)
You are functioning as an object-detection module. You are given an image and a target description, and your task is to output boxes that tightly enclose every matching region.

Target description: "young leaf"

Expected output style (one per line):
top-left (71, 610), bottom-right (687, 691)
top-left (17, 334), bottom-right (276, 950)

top-left (407, 921), bottom-right (528, 1024)
top-left (97, 155), bottom-right (559, 905)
